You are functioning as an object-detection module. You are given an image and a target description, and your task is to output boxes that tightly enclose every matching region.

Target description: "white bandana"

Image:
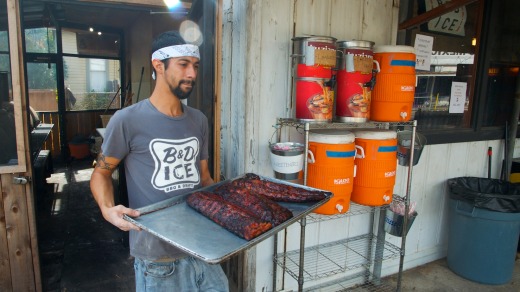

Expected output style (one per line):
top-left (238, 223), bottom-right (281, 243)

top-left (151, 44), bottom-right (200, 79)
top-left (151, 44), bottom-right (200, 61)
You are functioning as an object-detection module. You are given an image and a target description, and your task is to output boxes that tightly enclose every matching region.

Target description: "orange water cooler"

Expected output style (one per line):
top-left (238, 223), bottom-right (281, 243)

top-left (371, 45), bottom-right (416, 122)
top-left (351, 129), bottom-right (397, 206)
top-left (307, 129), bottom-right (356, 214)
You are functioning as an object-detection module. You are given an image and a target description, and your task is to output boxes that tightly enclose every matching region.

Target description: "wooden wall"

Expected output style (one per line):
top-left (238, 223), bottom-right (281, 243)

top-left (2, 0), bottom-right (40, 290)
top-left (39, 110), bottom-right (116, 159)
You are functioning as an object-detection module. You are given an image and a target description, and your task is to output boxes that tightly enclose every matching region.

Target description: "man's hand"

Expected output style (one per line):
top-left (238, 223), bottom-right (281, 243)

top-left (101, 205), bottom-right (141, 231)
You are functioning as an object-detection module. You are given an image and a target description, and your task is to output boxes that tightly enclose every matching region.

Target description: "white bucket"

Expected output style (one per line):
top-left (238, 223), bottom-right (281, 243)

top-left (269, 142), bottom-right (304, 180)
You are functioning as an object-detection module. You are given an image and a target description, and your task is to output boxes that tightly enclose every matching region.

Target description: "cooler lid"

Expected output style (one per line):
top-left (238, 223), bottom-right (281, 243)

top-left (309, 129), bottom-right (355, 144)
top-left (354, 129), bottom-right (397, 140)
top-left (337, 40), bottom-right (375, 50)
top-left (292, 35), bottom-right (337, 43)
top-left (374, 45), bottom-right (415, 54)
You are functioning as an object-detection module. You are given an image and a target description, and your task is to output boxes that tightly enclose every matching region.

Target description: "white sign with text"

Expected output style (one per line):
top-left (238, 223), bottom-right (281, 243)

top-left (449, 82), bottom-right (467, 113)
top-left (415, 34), bottom-right (434, 71)
top-left (425, 0), bottom-right (467, 36)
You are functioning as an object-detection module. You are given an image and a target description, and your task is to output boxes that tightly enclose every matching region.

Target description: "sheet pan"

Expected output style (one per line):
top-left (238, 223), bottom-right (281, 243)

top-left (123, 174), bottom-right (332, 264)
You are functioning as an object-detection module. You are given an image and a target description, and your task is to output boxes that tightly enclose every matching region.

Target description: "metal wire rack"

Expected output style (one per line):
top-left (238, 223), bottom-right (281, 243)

top-left (302, 270), bottom-right (396, 292)
top-left (275, 233), bottom-right (401, 282)
top-left (306, 203), bottom-right (388, 223)
top-left (273, 118), bottom-right (417, 292)
top-left (276, 118), bottom-right (416, 131)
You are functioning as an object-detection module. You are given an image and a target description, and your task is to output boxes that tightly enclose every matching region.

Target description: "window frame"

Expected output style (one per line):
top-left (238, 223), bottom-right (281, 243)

top-left (0, 0), bottom-right (27, 173)
top-left (398, 0), bottom-right (511, 145)
top-left (60, 22), bottom-right (125, 113)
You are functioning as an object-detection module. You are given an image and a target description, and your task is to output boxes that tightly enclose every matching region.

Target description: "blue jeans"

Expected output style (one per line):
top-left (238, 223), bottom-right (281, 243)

top-left (134, 257), bottom-right (229, 292)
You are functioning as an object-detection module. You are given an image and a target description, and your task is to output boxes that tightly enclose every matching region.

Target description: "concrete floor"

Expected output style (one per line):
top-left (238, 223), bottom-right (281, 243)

top-left (385, 257), bottom-right (520, 292)
top-left (36, 159), bottom-right (520, 291)
top-left (37, 158), bottom-right (135, 291)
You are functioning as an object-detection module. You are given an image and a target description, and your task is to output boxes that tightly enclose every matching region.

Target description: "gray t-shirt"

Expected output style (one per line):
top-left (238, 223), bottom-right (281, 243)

top-left (101, 99), bottom-right (209, 260)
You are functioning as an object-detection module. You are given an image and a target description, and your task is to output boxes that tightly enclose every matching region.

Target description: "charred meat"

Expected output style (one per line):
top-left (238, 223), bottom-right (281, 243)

top-left (186, 191), bottom-right (272, 240)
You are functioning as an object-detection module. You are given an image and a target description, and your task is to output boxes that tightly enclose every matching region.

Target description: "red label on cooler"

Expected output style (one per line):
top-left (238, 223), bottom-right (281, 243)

top-left (296, 78), bottom-right (334, 121)
top-left (336, 71), bottom-right (372, 120)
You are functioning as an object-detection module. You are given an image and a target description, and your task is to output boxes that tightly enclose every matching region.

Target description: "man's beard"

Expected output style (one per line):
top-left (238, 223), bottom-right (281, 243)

top-left (170, 80), bottom-right (195, 100)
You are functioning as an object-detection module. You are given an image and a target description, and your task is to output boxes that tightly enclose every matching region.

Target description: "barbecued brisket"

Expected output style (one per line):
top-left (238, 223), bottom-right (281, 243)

top-left (186, 191), bottom-right (272, 240)
top-left (230, 178), bottom-right (327, 202)
top-left (214, 186), bottom-right (293, 226)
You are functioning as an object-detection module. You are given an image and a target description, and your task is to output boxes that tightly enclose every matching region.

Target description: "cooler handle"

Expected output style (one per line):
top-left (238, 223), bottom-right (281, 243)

top-left (455, 200), bottom-right (476, 217)
top-left (355, 145), bottom-right (365, 159)
top-left (373, 60), bottom-right (380, 73)
top-left (307, 150), bottom-right (316, 164)
top-left (364, 60), bottom-right (380, 90)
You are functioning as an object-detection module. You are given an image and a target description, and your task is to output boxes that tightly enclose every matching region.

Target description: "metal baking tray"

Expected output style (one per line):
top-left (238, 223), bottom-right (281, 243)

top-left (123, 174), bottom-right (332, 264)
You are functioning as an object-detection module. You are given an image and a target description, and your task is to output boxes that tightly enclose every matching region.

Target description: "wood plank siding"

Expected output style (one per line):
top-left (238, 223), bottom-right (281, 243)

top-left (38, 111), bottom-right (116, 158)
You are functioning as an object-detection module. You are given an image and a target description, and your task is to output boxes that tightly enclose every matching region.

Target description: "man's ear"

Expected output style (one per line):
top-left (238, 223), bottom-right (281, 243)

top-left (152, 59), bottom-right (164, 76)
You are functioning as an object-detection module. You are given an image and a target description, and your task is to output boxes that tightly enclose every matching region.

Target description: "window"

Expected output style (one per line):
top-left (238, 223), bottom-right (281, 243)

top-left (63, 56), bottom-right (121, 111)
top-left (398, 0), bottom-right (520, 143)
top-left (89, 59), bottom-right (107, 92)
top-left (61, 27), bottom-right (122, 111)
top-left (62, 27), bottom-right (120, 58)
top-left (25, 27), bottom-right (57, 54)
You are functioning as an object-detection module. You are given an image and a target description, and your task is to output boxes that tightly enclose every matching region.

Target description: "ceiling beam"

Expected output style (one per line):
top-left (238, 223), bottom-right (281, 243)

top-left (398, 0), bottom-right (477, 30)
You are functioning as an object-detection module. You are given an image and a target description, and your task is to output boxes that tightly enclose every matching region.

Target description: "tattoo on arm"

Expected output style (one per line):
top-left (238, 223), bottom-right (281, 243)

top-left (96, 154), bottom-right (115, 170)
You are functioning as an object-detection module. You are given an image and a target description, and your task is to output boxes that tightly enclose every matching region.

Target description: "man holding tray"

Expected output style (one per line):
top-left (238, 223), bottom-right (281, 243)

top-left (90, 30), bottom-right (229, 291)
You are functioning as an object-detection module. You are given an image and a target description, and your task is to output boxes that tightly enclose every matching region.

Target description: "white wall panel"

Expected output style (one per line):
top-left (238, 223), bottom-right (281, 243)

top-left (330, 0), bottom-right (364, 40)
top-left (293, 0), bottom-right (333, 36)
top-left (359, 0), bottom-right (397, 45)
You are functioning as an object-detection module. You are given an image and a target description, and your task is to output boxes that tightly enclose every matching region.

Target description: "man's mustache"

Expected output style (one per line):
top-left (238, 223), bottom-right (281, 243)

top-left (179, 80), bottom-right (195, 86)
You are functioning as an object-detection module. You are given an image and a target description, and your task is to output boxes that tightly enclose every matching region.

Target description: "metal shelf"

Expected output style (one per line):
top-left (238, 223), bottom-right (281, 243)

top-left (306, 203), bottom-right (388, 224)
top-left (275, 234), bottom-right (401, 282)
top-left (273, 118), bottom-right (417, 292)
top-left (302, 270), bottom-right (396, 292)
top-left (277, 118), bottom-right (417, 130)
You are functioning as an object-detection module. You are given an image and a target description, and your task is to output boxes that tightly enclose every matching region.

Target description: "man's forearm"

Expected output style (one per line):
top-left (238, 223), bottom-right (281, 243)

top-left (90, 170), bottom-right (116, 213)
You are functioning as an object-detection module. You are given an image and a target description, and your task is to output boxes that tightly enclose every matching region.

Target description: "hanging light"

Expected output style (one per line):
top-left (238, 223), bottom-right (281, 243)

top-left (163, 0), bottom-right (180, 9)
top-left (89, 27), bottom-right (94, 32)
top-left (98, 31), bottom-right (102, 36)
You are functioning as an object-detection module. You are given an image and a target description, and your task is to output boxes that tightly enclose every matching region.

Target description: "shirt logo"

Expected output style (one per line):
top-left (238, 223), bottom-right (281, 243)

top-left (150, 138), bottom-right (200, 193)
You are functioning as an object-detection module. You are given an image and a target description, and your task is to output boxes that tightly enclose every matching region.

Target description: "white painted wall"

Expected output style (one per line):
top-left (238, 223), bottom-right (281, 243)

top-left (220, 0), bottom-right (510, 291)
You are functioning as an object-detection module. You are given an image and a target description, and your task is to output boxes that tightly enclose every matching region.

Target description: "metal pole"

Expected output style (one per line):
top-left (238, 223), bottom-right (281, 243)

top-left (136, 66), bottom-right (145, 102)
top-left (298, 217), bottom-right (306, 292)
top-left (397, 120), bottom-right (417, 291)
top-left (372, 208), bottom-right (387, 285)
top-left (272, 233), bottom-right (278, 291)
top-left (488, 147), bottom-right (492, 179)
top-left (303, 122), bottom-right (310, 185)
top-left (297, 122), bottom-right (310, 292)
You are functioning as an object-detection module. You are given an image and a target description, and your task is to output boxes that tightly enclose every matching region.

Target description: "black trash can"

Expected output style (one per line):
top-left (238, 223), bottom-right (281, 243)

top-left (447, 177), bottom-right (520, 285)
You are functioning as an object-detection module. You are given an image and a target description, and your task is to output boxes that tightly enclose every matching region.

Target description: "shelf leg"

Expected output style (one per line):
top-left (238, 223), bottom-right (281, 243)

top-left (303, 122), bottom-right (310, 185)
top-left (273, 233), bottom-right (278, 291)
top-left (373, 208), bottom-right (387, 286)
top-left (397, 120), bottom-right (417, 291)
top-left (298, 217), bottom-right (307, 292)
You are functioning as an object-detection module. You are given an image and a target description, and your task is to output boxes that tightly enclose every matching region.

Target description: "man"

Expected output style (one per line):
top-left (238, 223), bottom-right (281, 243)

top-left (90, 31), bottom-right (229, 291)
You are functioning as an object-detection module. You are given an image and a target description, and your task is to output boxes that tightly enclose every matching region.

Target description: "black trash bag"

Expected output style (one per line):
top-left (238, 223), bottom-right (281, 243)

top-left (448, 177), bottom-right (520, 213)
